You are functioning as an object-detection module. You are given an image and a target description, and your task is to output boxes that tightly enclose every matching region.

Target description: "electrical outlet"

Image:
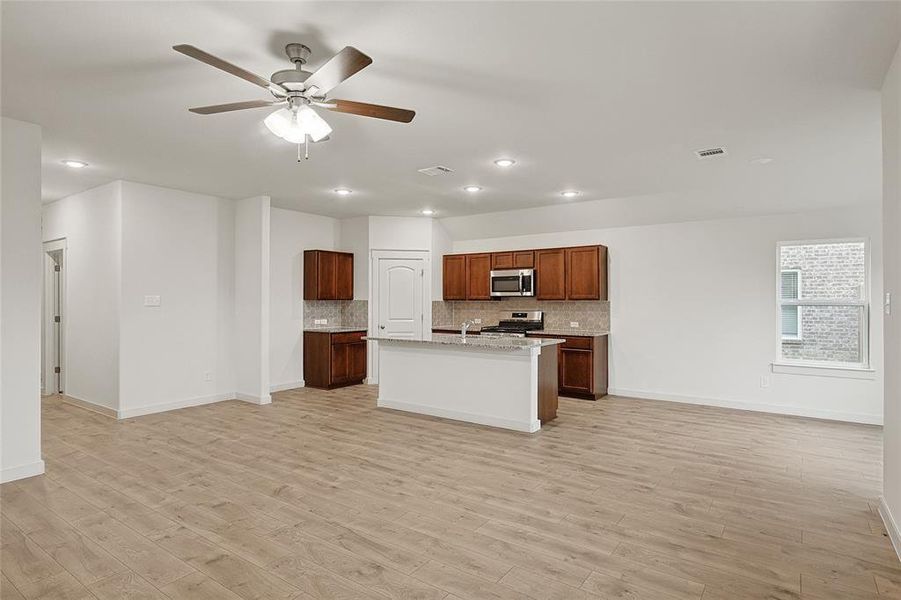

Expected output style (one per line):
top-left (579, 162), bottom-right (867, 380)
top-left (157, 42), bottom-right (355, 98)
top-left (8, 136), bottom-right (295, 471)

top-left (886, 292), bottom-right (892, 315)
top-left (760, 375), bottom-right (771, 388)
top-left (314, 318), bottom-right (327, 325)
top-left (143, 295), bottom-right (161, 307)
top-left (204, 371), bottom-right (212, 382)
top-left (570, 321), bottom-right (579, 328)
top-left (474, 318), bottom-right (482, 324)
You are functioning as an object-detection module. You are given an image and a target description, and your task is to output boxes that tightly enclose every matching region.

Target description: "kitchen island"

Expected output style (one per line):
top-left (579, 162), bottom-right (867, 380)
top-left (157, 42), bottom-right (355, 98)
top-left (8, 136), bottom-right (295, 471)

top-left (366, 333), bottom-right (564, 432)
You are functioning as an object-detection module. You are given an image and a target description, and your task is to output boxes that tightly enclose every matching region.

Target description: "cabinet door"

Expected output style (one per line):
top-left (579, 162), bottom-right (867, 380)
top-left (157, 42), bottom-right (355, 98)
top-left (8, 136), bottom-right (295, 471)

top-left (336, 252), bottom-right (354, 300)
top-left (535, 249), bottom-right (566, 300)
top-left (512, 251), bottom-right (535, 269)
top-left (330, 343), bottom-right (349, 384)
top-left (491, 252), bottom-right (514, 269)
top-left (560, 348), bottom-right (593, 394)
top-left (465, 253), bottom-right (492, 300)
top-left (348, 342), bottom-right (367, 382)
top-left (565, 246), bottom-right (603, 300)
top-left (443, 255), bottom-right (467, 300)
top-left (317, 251), bottom-right (338, 300)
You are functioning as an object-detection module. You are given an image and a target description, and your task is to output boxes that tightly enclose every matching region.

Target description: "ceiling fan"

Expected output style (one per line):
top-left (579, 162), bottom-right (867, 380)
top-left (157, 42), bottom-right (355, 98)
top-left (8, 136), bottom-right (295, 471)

top-left (173, 43), bottom-right (415, 159)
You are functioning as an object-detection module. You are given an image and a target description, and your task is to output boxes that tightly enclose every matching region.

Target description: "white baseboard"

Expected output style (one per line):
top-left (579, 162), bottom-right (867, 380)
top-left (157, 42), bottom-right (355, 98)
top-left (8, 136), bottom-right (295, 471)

top-left (378, 397), bottom-right (539, 433)
top-left (117, 393), bottom-right (234, 419)
top-left (1, 459), bottom-right (46, 483)
top-left (880, 497), bottom-right (901, 564)
top-left (236, 392), bottom-right (272, 405)
top-left (61, 394), bottom-right (117, 418)
top-left (607, 388), bottom-right (882, 425)
top-left (270, 381), bottom-right (304, 393)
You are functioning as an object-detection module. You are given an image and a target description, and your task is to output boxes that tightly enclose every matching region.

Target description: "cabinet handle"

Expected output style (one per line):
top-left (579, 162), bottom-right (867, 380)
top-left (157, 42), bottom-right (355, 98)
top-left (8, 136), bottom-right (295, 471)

top-left (380, 325), bottom-right (386, 330)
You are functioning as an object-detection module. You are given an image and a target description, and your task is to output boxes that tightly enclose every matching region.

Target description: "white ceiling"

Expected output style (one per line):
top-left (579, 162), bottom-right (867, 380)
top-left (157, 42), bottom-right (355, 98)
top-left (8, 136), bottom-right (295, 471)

top-left (2, 1), bottom-right (899, 218)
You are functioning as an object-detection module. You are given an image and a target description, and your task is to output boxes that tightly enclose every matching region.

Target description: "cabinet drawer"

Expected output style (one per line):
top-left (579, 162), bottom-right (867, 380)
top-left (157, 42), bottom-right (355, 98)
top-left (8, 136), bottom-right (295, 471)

top-left (562, 337), bottom-right (592, 350)
top-left (332, 331), bottom-right (365, 344)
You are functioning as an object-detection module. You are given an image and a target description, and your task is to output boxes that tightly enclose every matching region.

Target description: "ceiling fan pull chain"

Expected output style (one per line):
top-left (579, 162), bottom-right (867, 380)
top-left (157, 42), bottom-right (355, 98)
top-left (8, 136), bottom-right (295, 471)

top-left (305, 136), bottom-right (310, 160)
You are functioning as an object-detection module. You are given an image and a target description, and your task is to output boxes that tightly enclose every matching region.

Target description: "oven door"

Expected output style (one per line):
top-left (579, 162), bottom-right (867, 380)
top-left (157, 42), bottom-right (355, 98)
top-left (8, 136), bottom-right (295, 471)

top-left (490, 269), bottom-right (534, 297)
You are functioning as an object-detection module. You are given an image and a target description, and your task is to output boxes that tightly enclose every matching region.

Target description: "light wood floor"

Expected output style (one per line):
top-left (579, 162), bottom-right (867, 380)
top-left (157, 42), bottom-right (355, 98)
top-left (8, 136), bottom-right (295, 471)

top-left (2, 387), bottom-right (899, 600)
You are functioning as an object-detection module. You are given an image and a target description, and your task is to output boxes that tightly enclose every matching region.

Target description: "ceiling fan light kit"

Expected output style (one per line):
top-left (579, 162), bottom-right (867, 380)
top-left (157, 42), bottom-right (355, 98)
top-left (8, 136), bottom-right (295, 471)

top-left (174, 42), bottom-right (415, 159)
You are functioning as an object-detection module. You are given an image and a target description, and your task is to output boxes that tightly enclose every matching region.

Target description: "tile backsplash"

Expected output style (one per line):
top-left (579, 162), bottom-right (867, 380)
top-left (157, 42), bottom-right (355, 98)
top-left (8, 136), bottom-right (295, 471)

top-left (432, 299), bottom-right (609, 333)
top-left (304, 300), bottom-right (368, 328)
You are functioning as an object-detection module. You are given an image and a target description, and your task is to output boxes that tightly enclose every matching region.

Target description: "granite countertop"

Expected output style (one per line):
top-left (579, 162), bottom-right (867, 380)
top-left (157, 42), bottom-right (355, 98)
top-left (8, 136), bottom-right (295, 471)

top-left (366, 333), bottom-right (564, 351)
top-left (431, 326), bottom-right (607, 337)
top-left (529, 329), bottom-right (609, 337)
top-left (304, 326), bottom-right (368, 333)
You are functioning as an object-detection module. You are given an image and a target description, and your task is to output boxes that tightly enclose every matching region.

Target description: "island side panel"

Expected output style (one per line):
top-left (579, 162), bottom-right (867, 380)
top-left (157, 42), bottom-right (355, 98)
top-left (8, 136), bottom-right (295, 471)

top-left (537, 345), bottom-right (558, 423)
top-left (376, 342), bottom-right (540, 432)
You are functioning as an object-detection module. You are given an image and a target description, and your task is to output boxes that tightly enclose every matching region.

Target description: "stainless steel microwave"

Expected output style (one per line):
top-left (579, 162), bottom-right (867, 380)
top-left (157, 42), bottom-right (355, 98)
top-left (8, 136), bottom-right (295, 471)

top-left (490, 269), bottom-right (535, 297)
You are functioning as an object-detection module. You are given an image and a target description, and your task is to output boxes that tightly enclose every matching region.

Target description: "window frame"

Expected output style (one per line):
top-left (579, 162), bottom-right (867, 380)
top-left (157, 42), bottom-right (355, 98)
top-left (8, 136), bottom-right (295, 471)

top-left (779, 268), bottom-right (802, 342)
top-left (774, 238), bottom-right (870, 372)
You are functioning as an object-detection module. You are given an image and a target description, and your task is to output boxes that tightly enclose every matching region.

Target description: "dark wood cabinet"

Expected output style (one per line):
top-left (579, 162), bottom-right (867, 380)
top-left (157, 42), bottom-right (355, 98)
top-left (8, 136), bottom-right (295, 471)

top-left (465, 253), bottom-right (492, 300)
top-left (566, 246), bottom-right (607, 301)
top-left (442, 255), bottom-right (467, 300)
top-left (527, 334), bottom-right (608, 400)
top-left (304, 330), bottom-right (367, 389)
top-left (491, 251), bottom-right (534, 270)
top-left (442, 244), bottom-right (606, 302)
top-left (535, 249), bottom-right (566, 300)
top-left (304, 250), bottom-right (354, 300)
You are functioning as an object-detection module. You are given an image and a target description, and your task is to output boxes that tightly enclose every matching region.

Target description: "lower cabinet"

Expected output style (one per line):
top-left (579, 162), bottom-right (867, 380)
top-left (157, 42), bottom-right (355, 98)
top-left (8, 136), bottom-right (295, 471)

top-left (304, 330), bottom-right (367, 389)
top-left (528, 334), bottom-right (608, 400)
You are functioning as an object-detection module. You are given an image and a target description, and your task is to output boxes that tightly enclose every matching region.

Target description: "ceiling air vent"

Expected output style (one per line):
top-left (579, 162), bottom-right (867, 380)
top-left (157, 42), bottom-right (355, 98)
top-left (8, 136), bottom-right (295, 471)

top-left (695, 147), bottom-right (727, 160)
top-left (418, 165), bottom-right (454, 177)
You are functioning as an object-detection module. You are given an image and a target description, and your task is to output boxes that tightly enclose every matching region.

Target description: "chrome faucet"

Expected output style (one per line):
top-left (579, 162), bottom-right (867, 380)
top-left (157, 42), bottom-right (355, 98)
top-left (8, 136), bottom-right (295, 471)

top-left (461, 319), bottom-right (476, 340)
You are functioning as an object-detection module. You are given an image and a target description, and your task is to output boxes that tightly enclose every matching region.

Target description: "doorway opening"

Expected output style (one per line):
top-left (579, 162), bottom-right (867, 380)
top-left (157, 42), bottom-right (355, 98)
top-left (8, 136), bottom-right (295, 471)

top-left (42, 239), bottom-right (66, 396)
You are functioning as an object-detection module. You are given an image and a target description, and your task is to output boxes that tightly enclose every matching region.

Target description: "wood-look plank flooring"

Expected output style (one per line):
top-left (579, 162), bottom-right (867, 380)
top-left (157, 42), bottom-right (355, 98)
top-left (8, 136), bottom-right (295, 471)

top-left (2, 387), bottom-right (898, 599)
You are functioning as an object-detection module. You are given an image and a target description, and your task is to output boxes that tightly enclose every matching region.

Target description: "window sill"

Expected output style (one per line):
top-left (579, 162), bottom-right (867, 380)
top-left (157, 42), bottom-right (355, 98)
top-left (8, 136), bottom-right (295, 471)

top-left (771, 362), bottom-right (876, 380)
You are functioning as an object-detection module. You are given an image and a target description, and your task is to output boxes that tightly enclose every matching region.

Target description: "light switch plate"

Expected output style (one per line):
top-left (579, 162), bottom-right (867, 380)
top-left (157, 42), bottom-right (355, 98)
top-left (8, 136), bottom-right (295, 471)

top-left (886, 292), bottom-right (892, 315)
top-left (760, 375), bottom-right (771, 388)
top-left (144, 295), bottom-right (161, 307)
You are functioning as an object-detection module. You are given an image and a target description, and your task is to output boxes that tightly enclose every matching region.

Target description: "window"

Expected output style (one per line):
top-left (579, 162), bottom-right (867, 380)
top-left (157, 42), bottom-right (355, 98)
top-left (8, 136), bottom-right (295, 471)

top-left (776, 240), bottom-right (869, 369)
top-left (780, 269), bottom-right (801, 340)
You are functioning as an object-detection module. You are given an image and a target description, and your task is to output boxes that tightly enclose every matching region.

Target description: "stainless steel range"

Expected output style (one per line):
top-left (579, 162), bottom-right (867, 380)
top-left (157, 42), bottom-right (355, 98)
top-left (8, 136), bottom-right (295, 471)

top-left (480, 311), bottom-right (544, 338)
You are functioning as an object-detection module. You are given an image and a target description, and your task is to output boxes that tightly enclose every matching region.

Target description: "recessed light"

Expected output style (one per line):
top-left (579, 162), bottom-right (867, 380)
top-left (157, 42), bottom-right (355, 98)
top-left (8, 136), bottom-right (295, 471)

top-left (560, 190), bottom-right (580, 198)
top-left (62, 160), bottom-right (88, 169)
top-left (420, 209), bottom-right (435, 216)
top-left (750, 157), bottom-right (774, 165)
top-left (493, 158), bottom-right (516, 168)
top-left (333, 188), bottom-right (352, 196)
top-left (463, 185), bottom-right (482, 193)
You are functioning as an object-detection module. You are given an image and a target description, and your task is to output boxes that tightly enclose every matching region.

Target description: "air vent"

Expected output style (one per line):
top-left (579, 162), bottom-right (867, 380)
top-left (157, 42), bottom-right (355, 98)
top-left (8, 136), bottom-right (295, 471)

top-left (417, 165), bottom-right (454, 177)
top-left (695, 147), bottom-right (727, 159)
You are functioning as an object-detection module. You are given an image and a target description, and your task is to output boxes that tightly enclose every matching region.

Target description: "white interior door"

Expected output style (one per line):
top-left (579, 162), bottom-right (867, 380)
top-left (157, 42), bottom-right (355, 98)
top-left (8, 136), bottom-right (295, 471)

top-left (377, 258), bottom-right (424, 339)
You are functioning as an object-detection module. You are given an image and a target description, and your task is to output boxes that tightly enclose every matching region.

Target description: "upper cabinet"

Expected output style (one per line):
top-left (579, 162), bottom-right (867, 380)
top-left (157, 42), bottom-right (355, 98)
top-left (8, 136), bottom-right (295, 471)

top-left (491, 251), bottom-right (534, 270)
top-left (442, 255), bottom-right (467, 300)
top-left (304, 250), bottom-right (354, 300)
top-left (465, 254), bottom-right (492, 300)
top-left (442, 245), bottom-right (607, 301)
top-left (566, 245), bottom-right (607, 300)
top-left (535, 249), bottom-right (566, 300)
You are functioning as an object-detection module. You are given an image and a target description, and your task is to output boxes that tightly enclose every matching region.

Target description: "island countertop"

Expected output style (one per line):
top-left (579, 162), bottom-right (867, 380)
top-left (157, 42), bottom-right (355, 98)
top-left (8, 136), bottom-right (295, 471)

top-left (365, 333), bottom-right (564, 351)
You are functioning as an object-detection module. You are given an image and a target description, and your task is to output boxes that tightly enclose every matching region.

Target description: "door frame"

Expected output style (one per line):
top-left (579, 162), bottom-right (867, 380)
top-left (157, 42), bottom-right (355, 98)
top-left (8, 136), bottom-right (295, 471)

top-left (42, 238), bottom-right (67, 395)
top-left (368, 250), bottom-right (432, 385)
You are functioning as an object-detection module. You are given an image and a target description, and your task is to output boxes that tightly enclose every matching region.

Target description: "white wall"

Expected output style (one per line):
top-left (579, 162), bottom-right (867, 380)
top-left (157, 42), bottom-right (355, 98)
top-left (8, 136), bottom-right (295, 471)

top-left (369, 216), bottom-right (432, 251)
top-left (430, 219), bottom-right (452, 300)
top-left (117, 182), bottom-right (235, 417)
top-left (269, 207), bottom-right (339, 391)
top-left (1, 117), bottom-right (45, 482)
top-left (42, 182), bottom-right (122, 411)
top-left (235, 196), bottom-right (271, 403)
top-left (881, 41), bottom-right (901, 552)
top-left (339, 216), bottom-right (370, 301)
top-left (452, 206), bottom-right (884, 424)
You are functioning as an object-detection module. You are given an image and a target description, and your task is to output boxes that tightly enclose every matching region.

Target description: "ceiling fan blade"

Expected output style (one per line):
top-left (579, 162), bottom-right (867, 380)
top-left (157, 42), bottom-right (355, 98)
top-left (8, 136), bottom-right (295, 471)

top-left (303, 47), bottom-right (372, 95)
top-left (174, 44), bottom-right (285, 94)
top-left (188, 99), bottom-right (285, 115)
top-left (324, 99), bottom-right (415, 123)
